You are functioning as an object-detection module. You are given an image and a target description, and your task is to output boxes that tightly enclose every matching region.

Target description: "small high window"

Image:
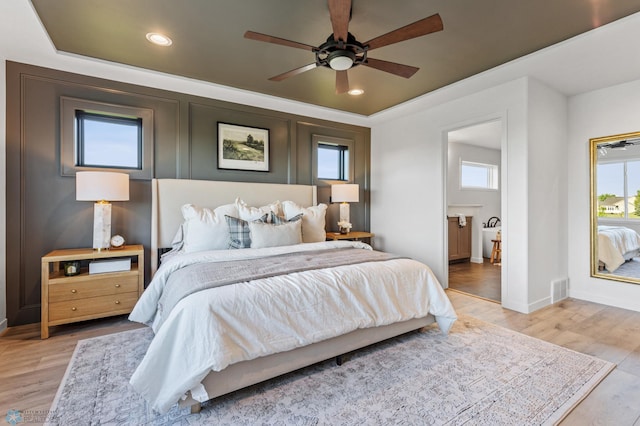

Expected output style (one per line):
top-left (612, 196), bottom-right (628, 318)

top-left (460, 161), bottom-right (499, 190)
top-left (317, 143), bottom-right (349, 181)
top-left (76, 111), bottom-right (142, 169)
top-left (312, 134), bottom-right (355, 184)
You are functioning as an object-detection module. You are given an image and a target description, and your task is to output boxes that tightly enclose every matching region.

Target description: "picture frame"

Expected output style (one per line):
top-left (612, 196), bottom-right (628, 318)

top-left (217, 122), bottom-right (269, 171)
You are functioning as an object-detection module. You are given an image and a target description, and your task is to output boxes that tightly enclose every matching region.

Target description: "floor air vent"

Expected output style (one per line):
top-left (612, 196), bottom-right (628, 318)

top-left (551, 279), bottom-right (568, 303)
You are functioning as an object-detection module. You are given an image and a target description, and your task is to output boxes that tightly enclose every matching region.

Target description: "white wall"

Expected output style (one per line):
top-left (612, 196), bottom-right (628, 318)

top-left (371, 77), bottom-right (571, 313)
top-left (526, 78), bottom-right (569, 309)
top-left (371, 78), bottom-right (533, 312)
top-left (568, 78), bottom-right (640, 312)
top-left (0, 53), bottom-right (6, 332)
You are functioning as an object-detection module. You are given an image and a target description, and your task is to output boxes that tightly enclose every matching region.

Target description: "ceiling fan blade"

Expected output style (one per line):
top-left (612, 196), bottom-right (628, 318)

top-left (364, 13), bottom-right (443, 51)
top-left (269, 63), bottom-right (318, 82)
top-left (328, 0), bottom-right (351, 42)
top-left (363, 57), bottom-right (419, 78)
top-left (244, 31), bottom-right (316, 51)
top-left (335, 70), bottom-right (349, 94)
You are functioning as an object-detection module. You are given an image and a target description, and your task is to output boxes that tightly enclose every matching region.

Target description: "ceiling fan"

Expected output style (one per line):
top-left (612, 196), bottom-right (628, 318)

top-left (244, 0), bottom-right (443, 94)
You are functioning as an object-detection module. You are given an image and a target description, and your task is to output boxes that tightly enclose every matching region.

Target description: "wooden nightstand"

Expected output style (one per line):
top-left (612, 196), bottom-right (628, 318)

top-left (326, 231), bottom-right (374, 243)
top-left (41, 245), bottom-right (144, 339)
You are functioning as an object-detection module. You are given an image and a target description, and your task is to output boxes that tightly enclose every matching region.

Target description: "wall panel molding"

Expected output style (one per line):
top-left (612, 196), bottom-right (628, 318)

top-left (5, 61), bottom-right (370, 326)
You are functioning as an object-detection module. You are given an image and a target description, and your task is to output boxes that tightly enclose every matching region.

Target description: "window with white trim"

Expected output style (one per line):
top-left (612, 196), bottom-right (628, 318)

top-left (460, 160), bottom-right (499, 190)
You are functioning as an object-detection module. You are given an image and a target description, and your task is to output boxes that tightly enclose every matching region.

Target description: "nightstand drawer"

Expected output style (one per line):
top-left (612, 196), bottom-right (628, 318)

top-left (49, 275), bottom-right (139, 303)
top-left (48, 292), bottom-right (139, 323)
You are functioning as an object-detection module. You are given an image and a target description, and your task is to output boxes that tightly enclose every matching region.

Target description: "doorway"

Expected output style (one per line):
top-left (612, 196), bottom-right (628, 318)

top-left (446, 120), bottom-right (503, 302)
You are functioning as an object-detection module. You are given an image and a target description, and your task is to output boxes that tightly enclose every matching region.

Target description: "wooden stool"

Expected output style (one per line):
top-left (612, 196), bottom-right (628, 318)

top-left (490, 239), bottom-right (501, 265)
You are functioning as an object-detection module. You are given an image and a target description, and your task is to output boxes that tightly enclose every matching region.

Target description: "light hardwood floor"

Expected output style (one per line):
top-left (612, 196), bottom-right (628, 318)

top-left (1, 292), bottom-right (640, 425)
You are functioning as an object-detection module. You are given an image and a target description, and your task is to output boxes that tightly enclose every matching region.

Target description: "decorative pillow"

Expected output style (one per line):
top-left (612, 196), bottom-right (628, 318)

top-left (236, 198), bottom-right (281, 222)
top-left (281, 201), bottom-right (328, 243)
top-left (181, 203), bottom-right (238, 253)
top-left (225, 214), bottom-right (268, 249)
top-left (249, 220), bottom-right (302, 249)
top-left (270, 211), bottom-right (303, 225)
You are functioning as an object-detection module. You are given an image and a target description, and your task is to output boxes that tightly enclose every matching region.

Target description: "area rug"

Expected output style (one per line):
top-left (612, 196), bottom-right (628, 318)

top-left (46, 316), bottom-right (614, 425)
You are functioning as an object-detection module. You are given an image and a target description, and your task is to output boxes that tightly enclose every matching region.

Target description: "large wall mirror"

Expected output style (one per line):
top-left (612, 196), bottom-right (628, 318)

top-left (590, 131), bottom-right (640, 284)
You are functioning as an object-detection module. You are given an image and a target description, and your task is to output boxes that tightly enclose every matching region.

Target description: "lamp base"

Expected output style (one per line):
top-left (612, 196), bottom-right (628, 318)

top-left (339, 202), bottom-right (350, 224)
top-left (93, 202), bottom-right (112, 250)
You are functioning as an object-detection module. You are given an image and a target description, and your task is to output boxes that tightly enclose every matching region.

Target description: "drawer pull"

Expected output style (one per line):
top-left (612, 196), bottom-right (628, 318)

top-left (115, 284), bottom-right (121, 288)
top-left (115, 300), bottom-right (120, 305)
top-left (71, 289), bottom-right (77, 293)
top-left (71, 307), bottom-right (77, 311)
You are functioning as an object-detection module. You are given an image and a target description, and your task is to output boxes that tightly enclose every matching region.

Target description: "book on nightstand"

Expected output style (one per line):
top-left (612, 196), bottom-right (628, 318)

top-left (89, 258), bottom-right (131, 274)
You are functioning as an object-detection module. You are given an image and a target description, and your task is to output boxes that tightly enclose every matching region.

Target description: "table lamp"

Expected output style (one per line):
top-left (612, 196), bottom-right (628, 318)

top-left (76, 171), bottom-right (129, 250)
top-left (331, 183), bottom-right (359, 224)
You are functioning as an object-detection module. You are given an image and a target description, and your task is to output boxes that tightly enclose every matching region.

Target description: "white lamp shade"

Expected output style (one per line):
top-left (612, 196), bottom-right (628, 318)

top-left (76, 171), bottom-right (129, 201)
top-left (331, 184), bottom-right (359, 203)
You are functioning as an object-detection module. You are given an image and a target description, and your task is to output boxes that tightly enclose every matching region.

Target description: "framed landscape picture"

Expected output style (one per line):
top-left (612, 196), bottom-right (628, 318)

top-left (217, 122), bottom-right (269, 171)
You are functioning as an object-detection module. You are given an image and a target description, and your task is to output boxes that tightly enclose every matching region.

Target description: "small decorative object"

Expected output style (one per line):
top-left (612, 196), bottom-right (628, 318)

top-left (110, 234), bottom-right (126, 249)
top-left (218, 122), bottom-right (270, 171)
top-left (64, 261), bottom-right (80, 276)
top-left (338, 220), bottom-right (352, 234)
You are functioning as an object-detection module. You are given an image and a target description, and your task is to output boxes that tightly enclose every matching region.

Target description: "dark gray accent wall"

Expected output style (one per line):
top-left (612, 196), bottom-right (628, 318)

top-left (6, 61), bottom-right (371, 326)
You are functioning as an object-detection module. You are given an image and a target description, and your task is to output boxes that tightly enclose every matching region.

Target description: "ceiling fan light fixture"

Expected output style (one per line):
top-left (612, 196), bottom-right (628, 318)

top-left (146, 32), bottom-right (173, 46)
top-left (328, 50), bottom-right (355, 71)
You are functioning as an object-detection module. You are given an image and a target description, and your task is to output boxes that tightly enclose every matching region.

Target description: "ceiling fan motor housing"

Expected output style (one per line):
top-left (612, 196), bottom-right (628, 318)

top-left (315, 32), bottom-right (368, 70)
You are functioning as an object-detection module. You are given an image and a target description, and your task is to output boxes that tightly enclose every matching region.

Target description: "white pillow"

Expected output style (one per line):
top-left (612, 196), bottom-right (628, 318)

top-left (249, 220), bottom-right (302, 249)
top-left (281, 201), bottom-right (328, 243)
top-left (181, 203), bottom-right (238, 252)
top-left (236, 198), bottom-right (281, 221)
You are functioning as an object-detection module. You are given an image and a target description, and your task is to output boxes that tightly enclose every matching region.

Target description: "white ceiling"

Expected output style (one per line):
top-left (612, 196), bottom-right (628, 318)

top-left (448, 121), bottom-right (502, 150)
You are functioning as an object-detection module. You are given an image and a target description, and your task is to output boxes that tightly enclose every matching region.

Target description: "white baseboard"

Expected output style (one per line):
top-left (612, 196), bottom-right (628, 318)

top-left (470, 257), bottom-right (484, 264)
top-left (502, 296), bottom-right (552, 314)
top-left (0, 318), bottom-right (7, 334)
top-left (528, 296), bottom-right (552, 313)
top-left (570, 290), bottom-right (640, 313)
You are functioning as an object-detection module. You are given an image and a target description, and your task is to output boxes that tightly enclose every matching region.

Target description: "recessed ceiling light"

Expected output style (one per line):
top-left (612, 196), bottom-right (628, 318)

top-left (348, 89), bottom-right (364, 96)
top-left (145, 32), bottom-right (172, 46)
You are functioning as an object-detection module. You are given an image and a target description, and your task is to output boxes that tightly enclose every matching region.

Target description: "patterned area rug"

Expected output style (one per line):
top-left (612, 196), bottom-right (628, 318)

top-left (46, 316), bottom-right (614, 425)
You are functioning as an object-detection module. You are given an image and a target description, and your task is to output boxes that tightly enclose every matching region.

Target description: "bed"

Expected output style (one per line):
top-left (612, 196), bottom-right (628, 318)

top-left (597, 225), bottom-right (640, 272)
top-left (129, 179), bottom-right (458, 414)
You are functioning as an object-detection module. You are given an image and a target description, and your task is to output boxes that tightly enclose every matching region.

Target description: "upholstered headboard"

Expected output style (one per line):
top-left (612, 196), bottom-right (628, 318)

top-left (150, 179), bottom-right (317, 273)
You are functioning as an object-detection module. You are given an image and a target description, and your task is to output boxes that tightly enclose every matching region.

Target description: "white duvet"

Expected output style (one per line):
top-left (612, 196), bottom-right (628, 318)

top-left (129, 241), bottom-right (457, 413)
top-left (598, 225), bottom-right (640, 272)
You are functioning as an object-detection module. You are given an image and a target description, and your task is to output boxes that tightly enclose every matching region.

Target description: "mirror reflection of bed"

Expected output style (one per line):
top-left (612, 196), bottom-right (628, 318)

top-left (596, 225), bottom-right (640, 279)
